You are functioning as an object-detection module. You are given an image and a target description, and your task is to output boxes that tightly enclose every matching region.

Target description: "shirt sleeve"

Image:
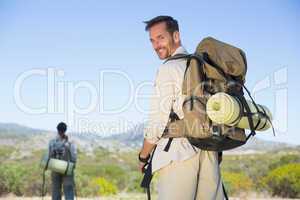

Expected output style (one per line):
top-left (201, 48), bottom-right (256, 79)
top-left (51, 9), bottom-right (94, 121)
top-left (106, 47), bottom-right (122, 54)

top-left (70, 143), bottom-right (77, 163)
top-left (48, 140), bottom-right (54, 157)
top-left (144, 64), bottom-right (175, 144)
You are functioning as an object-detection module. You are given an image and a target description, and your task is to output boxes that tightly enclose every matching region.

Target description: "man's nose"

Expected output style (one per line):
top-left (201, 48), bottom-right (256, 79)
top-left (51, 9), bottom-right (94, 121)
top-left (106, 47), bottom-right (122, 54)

top-left (153, 41), bottom-right (160, 50)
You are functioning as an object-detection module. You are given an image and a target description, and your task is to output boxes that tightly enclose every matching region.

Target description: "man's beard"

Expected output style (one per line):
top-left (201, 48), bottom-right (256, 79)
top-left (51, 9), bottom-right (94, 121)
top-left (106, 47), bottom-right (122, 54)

top-left (156, 47), bottom-right (170, 59)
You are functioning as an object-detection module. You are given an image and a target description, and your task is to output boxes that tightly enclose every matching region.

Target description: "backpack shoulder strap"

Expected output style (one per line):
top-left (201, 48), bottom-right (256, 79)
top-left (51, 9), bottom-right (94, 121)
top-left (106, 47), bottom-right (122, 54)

top-left (164, 53), bottom-right (190, 64)
top-left (160, 53), bottom-right (187, 152)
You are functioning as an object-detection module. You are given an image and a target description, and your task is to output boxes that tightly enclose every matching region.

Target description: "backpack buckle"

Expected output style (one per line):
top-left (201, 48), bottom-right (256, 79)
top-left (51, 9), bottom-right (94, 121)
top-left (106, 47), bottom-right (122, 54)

top-left (212, 125), bottom-right (221, 136)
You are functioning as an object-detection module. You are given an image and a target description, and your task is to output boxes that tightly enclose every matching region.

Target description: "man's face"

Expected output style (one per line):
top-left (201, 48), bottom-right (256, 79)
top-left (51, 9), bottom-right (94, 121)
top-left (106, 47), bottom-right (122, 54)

top-left (148, 22), bottom-right (180, 60)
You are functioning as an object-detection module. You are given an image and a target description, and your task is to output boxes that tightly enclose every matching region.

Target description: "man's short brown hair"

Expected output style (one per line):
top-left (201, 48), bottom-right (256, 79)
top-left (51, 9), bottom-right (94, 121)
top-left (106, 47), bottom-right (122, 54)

top-left (144, 15), bottom-right (179, 34)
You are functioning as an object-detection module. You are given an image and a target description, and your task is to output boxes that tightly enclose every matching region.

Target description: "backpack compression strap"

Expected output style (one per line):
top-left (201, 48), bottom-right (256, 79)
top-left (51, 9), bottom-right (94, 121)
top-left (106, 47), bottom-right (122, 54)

top-left (163, 108), bottom-right (180, 152)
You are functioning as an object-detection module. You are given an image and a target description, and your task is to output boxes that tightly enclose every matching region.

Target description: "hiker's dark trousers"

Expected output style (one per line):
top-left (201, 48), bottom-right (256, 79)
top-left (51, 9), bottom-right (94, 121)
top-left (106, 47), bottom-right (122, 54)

top-left (51, 172), bottom-right (75, 200)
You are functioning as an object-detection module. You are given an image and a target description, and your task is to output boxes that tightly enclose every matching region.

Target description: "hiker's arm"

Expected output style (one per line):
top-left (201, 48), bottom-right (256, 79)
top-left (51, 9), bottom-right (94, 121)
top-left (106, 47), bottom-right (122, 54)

top-left (48, 140), bottom-right (53, 157)
top-left (70, 142), bottom-right (77, 163)
top-left (140, 139), bottom-right (156, 158)
top-left (143, 65), bottom-right (175, 144)
top-left (139, 65), bottom-right (174, 172)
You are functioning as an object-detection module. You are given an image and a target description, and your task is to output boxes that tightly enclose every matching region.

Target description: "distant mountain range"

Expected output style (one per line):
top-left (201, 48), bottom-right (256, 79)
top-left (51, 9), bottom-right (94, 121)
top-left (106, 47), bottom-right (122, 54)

top-left (0, 122), bottom-right (44, 137)
top-left (0, 122), bottom-right (298, 157)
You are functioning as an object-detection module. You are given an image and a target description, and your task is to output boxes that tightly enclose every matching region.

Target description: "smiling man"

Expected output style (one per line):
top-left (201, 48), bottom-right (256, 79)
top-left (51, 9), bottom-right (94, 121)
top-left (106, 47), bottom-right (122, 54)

top-left (139, 16), bottom-right (225, 200)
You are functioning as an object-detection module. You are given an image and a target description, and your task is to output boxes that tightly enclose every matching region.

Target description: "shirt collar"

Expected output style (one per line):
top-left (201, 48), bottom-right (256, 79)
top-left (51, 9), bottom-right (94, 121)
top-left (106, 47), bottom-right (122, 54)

top-left (171, 46), bottom-right (188, 56)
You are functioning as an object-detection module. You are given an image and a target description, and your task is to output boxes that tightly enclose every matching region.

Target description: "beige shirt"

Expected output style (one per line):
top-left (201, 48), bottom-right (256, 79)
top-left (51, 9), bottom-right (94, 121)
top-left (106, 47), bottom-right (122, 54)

top-left (144, 46), bottom-right (198, 172)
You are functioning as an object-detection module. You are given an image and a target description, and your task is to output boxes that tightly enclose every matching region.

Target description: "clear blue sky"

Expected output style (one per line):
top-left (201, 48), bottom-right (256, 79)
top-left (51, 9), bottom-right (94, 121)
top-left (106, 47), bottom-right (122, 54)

top-left (0, 0), bottom-right (299, 144)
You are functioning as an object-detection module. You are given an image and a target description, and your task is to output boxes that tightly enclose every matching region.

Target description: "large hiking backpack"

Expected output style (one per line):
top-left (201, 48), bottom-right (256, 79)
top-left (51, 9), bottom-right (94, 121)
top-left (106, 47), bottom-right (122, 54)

top-left (162, 37), bottom-right (272, 151)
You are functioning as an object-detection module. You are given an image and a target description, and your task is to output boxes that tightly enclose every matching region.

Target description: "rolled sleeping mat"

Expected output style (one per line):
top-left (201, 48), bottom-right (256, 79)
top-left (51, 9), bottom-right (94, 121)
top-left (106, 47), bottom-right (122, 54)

top-left (40, 154), bottom-right (75, 176)
top-left (206, 92), bottom-right (272, 131)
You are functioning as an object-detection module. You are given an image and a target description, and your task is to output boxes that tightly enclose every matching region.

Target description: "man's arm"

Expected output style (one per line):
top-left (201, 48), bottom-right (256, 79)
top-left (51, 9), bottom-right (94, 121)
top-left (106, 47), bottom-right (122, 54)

top-left (139, 65), bottom-right (175, 171)
top-left (48, 140), bottom-right (53, 158)
top-left (143, 65), bottom-right (175, 142)
top-left (140, 139), bottom-right (156, 158)
top-left (70, 142), bottom-right (77, 164)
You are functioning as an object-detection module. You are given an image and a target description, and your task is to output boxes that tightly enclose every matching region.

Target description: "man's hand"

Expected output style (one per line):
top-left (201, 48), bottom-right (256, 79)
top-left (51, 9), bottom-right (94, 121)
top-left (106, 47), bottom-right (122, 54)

top-left (138, 139), bottom-right (156, 173)
top-left (139, 161), bottom-right (147, 173)
top-left (138, 151), bottom-right (151, 173)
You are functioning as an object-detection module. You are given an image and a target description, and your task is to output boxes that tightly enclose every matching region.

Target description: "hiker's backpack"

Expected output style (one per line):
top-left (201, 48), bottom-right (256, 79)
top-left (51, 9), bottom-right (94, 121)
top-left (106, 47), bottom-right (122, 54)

top-left (163, 37), bottom-right (271, 151)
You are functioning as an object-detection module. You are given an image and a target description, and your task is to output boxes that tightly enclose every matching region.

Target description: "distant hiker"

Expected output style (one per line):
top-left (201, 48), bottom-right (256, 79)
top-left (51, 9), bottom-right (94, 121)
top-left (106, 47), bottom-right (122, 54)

top-left (48, 122), bottom-right (77, 200)
top-left (139, 16), bottom-right (224, 200)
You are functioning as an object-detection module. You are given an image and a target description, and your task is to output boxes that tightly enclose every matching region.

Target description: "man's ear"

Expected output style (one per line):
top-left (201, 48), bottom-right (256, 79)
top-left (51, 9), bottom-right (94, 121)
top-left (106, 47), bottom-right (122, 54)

top-left (173, 31), bottom-right (180, 44)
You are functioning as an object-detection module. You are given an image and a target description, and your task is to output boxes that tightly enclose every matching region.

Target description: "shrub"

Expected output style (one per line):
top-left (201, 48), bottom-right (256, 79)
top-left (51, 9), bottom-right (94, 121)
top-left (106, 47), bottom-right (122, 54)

top-left (262, 163), bottom-right (300, 198)
top-left (269, 154), bottom-right (300, 170)
top-left (0, 164), bottom-right (28, 196)
top-left (78, 164), bottom-right (128, 190)
top-left (126, 171), bottom-right (144, 193)
top-left (75, 173), bottom-right (98, 197)
top-left (93, 177), bottom-right (118, 196)
top-left (222, 172), bottom-right (253, 195)
top-left (22, 166), bottom-right (47, 196)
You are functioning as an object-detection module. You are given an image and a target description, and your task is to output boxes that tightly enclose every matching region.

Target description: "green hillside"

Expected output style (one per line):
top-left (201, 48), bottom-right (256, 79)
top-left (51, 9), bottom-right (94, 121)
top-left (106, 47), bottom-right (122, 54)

top-left (0, 145), bottom-right (299, 198)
